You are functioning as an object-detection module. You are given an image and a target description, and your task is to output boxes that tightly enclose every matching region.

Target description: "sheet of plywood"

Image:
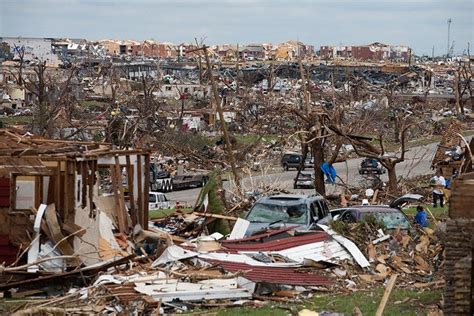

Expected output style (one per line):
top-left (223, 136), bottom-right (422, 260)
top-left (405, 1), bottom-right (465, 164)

top-left (44, 204), bottom-right (80, 266)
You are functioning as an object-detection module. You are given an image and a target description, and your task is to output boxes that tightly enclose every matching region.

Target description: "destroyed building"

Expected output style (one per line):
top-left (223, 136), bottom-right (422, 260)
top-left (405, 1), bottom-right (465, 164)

top-left (0, 128), bottom-right (151, 268)
top-left (320, 42), bottom-right (411, 62)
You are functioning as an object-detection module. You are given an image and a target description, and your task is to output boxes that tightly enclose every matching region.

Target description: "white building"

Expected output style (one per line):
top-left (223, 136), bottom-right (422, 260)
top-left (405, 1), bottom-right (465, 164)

top-left (1, 37), bottom-right (59, 63)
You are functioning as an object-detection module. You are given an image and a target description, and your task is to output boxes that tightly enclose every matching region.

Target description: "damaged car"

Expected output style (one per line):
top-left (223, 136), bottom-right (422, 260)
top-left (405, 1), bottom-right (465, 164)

top-left (243, 193), bottom-right (331, 236)
top-left (330, 194), bottom-right (423, 230)
top-left (293, 172), bottom-right (315, 189)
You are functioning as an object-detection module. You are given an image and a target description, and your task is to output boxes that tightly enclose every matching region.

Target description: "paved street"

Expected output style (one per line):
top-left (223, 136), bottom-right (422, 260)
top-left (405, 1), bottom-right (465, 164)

top-left (165, 140), bottom-right (464, 206)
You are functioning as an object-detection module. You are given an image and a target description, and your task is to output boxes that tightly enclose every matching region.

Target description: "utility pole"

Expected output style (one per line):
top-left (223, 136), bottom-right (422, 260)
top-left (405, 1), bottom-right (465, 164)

top-left (202, 46), bottom-right (240, 188)
top-left (447, 18), bottom-right (452, 59)
top-left (432, 46), bottom-right (435, 60)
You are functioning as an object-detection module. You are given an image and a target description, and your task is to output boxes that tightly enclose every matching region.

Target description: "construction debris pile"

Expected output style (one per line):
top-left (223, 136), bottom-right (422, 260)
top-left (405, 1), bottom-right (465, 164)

top-left (2, 220), bottom-right (372, 314)
top-left (327, 219), bottom-right (445, 292)
top-left (1, 195), bottom-right (448, 315)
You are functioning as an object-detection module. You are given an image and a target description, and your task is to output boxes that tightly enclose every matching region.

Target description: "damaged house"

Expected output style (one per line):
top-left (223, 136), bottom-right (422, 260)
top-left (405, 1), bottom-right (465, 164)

top-left (0, 128), bottom-right (151, 269)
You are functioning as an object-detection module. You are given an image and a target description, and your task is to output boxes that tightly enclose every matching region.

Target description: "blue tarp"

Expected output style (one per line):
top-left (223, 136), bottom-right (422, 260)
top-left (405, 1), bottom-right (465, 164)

top-left (321, 162), bottom-right (336, 184)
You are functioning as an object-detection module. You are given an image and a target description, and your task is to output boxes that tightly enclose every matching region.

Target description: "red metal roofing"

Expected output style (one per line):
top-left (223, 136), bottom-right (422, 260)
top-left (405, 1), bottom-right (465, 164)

top-left (212, 260), bottom-right (332, 286)
top-left (221, 227), bottom-right (296, 244)
top-left (222, 231), bottom-right (328, 252)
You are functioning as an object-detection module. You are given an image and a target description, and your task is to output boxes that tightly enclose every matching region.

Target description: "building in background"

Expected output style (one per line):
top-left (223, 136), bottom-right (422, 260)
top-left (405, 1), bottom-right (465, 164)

top-left (320, 42), bottom-right (411, 62)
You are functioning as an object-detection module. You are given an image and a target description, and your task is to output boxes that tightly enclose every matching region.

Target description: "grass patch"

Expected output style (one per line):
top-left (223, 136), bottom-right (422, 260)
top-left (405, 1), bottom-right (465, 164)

top-left (216, 305), bottom-right (290, 316)
top-left (148, 207), bottom-right (193, 219)
top-left (310, 288), bottom-right (441, 316)
top-left (0, 115), bottom-right (32, 126)
top-left (403, 204), bottom-right (448, 217)
top-left (234, 134), bottom-right (280, 145)
top-left (208, 287), bottom-right (442, 315)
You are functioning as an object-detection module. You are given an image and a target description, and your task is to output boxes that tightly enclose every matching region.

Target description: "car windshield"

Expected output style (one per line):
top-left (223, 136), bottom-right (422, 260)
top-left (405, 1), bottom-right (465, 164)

top-left (246, 202), bottom-right (308, 224)
top-left (361, 211), bottom-right (410, 229)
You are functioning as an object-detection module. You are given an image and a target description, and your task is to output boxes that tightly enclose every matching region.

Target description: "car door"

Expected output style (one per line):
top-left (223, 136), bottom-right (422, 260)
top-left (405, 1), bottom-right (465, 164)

top-left (149, 193), bottom-right (158, 209)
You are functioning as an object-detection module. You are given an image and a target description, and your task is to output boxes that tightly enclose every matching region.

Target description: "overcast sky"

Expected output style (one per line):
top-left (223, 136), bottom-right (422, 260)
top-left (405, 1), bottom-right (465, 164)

top-left (1, 0), bottom-right (473, 55)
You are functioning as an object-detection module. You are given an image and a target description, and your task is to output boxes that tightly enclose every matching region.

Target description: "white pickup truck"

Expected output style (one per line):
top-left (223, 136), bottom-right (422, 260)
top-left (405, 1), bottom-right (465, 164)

top-left (149, 192), bottom-right (171, 210)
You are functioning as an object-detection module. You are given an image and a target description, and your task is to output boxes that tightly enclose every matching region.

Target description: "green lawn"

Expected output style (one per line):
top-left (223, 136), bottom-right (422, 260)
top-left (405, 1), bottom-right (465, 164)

top-left (234, 134), bottom-right (280, 145)
top-left (310, 288), bottom-right (442, 316)
top-left (403, 204), bottom-right (448, 217)
top-left (0, 115), bottom-right (32, 126)
top-left (148, 207), bottom-right (193, 219)
top-left (211, 288), bottom-right (442, 316)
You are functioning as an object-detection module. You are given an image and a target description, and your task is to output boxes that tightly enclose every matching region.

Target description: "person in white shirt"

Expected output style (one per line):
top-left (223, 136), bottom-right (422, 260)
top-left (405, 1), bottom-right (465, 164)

top-left (430, 171), bottom-right (446, 208)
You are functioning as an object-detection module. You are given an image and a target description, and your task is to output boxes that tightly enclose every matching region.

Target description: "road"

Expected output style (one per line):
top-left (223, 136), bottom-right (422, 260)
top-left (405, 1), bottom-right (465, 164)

top-left (166, 140), bottom-right (457, 206)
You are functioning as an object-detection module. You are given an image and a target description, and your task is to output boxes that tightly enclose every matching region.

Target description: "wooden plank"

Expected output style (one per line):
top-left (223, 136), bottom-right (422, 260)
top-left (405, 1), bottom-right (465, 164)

top-left (126, 155), bottom-right (136, 226)
top-left (63, 160), bottom-right (69, 221)
top-left (193, 212), bottom-right (238, 221)
top-left (10, 174), bottom-right (16, 211)
top-left (34, 176), bottom-right (41, 209)
top-left (68, 160), bottom-right (76, 221)
top-left (88, 160), bottom-right (94, 218)
top-left (81, 161), bottom-right (87, 209)
top-left (55, 162), bottom-right (61, 213)
top-left (143, 153), bottom-right (150, 230)
top-left (112, 156), bottom-right (128, 234)
top-left (375, 274), bottom-right (398, 316)
top-left (43, 204), bottom-right (81, 266)
top-left (136, 154), bottom-right (143, 227)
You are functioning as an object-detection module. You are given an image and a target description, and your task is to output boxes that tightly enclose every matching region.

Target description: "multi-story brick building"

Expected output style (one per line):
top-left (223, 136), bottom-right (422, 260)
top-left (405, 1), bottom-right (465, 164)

top-left (320, 42), bottom-right (411, 62)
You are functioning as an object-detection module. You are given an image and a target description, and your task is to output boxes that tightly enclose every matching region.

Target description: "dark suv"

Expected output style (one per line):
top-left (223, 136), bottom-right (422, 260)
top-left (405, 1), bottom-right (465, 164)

top-left (359, 158), bottom-right (385, 175)
top-left (281, 153), bottom-right (313, 171)
top-left (244, 193), bottom-right (331, 236)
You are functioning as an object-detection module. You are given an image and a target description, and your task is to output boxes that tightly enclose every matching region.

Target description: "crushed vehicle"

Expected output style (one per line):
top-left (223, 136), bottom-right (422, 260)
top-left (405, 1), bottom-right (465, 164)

top-left (281, 152), bottom-right (313, 171)
top-left (330, 194), bottom-right (423, 230)
top-left (358, 158), bottom-right (385, 175)
top-left (172, 173), bottom-right (209, 190)
top-left (149, 192), bottom-right (171, 210)
top-left (243, 193), bottom-right (331, 236)
top-left (293, 171), bottom-right (315, 189)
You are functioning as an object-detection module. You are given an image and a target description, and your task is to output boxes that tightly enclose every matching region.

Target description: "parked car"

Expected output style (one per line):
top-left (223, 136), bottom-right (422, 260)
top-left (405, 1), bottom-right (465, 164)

top-left (149, 192), bottom-right (171, 210)
top-left (293, 172), bottom-right (315, 189)
top-left (243, 193), bottom-right (331, 236)
top-left (358, 158), bottom-right (385, 175)
top-left (281, 153), bottom-right (313, 171)
top-left (330, 194), bottom-right (423, 230)
top-left (172, 173), bottom-right (209, 190)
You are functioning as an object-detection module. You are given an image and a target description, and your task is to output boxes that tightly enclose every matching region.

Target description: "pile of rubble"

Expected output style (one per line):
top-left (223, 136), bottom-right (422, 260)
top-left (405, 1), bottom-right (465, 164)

top-left (327, 219), bottom-right (445, 292)
top-left (1, 203), bottom-right (447, 314)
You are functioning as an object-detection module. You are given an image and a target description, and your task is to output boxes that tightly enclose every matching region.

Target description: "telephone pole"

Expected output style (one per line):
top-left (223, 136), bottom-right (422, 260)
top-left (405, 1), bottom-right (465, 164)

top-left (447, 18), bottom-right (452, 59)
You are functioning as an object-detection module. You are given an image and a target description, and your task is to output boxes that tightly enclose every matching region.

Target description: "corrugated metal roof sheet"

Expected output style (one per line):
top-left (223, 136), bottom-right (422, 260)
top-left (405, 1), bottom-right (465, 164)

top-left (212, 261), bottom-right (332, 286)
top-left (222, 232), bottom-right (328, 252)
top-left (275, 239), bottom-right (352, 264)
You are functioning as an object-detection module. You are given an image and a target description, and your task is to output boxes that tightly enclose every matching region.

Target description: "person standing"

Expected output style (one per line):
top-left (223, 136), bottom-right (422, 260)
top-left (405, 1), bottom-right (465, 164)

top-left (430, 171), bottom-right (446, 208)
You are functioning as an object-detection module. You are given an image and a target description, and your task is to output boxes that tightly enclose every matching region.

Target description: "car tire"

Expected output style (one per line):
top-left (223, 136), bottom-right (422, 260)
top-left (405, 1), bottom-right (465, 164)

top-left (293, 184), bottom-right (298, 189)
top-left (283, 164), bottom-right (288, 171)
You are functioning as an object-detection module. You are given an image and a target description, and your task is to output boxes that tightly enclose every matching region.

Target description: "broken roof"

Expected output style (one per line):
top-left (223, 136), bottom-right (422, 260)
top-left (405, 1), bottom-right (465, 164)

top-left (0, 157), bottom-right (53, 176)
top-left (431, 119), bottom-right (464, 167)
top-left (0, 128), bottom-right (142, 158)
